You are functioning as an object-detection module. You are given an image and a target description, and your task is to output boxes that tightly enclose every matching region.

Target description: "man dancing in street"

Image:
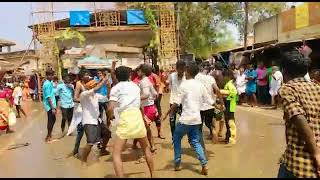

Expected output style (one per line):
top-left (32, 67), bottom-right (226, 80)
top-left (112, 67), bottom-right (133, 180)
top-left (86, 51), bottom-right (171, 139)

top-left (163, 62), bottom-right (214, 175)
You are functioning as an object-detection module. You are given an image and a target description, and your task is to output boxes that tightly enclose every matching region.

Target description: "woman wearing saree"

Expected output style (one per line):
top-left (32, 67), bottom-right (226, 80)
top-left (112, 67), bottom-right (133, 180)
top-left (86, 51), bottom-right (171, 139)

top-left (0, 72), bottom-right (14, 134)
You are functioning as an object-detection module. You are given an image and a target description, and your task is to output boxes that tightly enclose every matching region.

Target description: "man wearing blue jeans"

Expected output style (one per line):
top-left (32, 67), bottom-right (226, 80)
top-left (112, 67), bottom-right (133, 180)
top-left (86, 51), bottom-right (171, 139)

top-left (163, 62), bottom-right (214, 175)
top-left (166, 60), bottom-right (186, 140)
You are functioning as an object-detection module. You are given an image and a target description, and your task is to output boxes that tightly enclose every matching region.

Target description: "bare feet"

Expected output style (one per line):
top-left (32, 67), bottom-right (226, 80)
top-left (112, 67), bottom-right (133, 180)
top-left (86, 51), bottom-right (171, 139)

top-left (174, 164), bottom-right (182, 171)
top-left (150, 147), bottom-right (157, 153)
top-left (58, 133), bottom-right (66, 139)
top-left (80, 155), bottom-right (88, 166)
top-left (45, 137), bottom-right (52, 143)
top-left (201, 165), bottom-right (208, 175)
top-left (66, 152), bottom-right (78, 158)
top-left (99, 149), bottom-right (110, 156)
top-left (66, 152), bottom-right (73, 158)
top-left (6, 129), bottom-right (14, 134)
top-left (212, 135), bottom-right (218, 144)
top-left (157, 135), bottom-right (165, 139)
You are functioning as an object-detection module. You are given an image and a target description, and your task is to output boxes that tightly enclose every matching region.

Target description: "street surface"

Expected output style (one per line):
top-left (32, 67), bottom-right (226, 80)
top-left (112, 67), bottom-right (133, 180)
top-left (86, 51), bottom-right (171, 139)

top-left (0, 94), bottom-right (285, 178)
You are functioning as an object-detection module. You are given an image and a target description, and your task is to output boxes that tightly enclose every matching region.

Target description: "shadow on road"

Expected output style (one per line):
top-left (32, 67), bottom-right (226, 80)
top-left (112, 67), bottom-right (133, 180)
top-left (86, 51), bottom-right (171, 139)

top-left (104, 171), bottom-right (145, 178)
top-left (155, 161), bottom-right (203, 175)
top-left (267, 123), bottom-right (284, 126)
top-left (161, 142), bottom-right (215, 161)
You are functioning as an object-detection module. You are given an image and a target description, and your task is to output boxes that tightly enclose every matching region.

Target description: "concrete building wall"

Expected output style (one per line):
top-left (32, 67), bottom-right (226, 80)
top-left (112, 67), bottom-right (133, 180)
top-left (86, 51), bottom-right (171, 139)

top-left (254, 2), bottom-right (320, 44)
top-left (278, 19), bottom-right (320, 43)
top-left (55, 30), bottom-right (151, 70)
top-left (254, 16), bottom-right (278, 44)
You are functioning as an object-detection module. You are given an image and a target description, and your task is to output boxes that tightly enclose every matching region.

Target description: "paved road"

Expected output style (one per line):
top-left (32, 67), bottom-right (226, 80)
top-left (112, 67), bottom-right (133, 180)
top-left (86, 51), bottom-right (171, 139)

top-left (0, 95), bottom-right (285, 178)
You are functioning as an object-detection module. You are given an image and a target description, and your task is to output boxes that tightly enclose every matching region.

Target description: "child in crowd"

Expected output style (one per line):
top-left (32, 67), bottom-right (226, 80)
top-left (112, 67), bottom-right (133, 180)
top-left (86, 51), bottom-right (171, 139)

top-left (220, 69), bottom-right (238, 145)
top-left (13, 82), bottom-right (27, 118)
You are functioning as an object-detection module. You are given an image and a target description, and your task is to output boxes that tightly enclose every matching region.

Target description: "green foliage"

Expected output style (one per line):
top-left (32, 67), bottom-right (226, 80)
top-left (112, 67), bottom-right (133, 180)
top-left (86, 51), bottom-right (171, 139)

top-left (144, 7), bottom-right (160, 49)
top-left (54, 28), bottom-right (86, 46)
top-left (214, 2), bottom-right (287, 41)
top-left (178, 2), bottom-right (217, 59)
top-left (212, 23), bottom-right (238, 54)
top-left (52, 28), bottom-right (86, 56)
top-left (117, 2), bottom-right (288, 60)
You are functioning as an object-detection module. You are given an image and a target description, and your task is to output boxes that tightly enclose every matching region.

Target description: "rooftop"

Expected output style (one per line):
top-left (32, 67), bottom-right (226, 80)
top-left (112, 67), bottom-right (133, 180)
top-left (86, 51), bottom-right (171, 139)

top-left (0, 38), bottom-right (16, 46)
top-left (29, 9), bottom-right (152, 36)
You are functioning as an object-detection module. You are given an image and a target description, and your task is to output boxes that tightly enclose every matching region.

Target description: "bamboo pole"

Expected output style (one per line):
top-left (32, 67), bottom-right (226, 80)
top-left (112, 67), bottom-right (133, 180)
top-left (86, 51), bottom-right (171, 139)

top-left (93, 2), bottom-right (98, 27)
top-left (244, 2), bottom-right (249, 50)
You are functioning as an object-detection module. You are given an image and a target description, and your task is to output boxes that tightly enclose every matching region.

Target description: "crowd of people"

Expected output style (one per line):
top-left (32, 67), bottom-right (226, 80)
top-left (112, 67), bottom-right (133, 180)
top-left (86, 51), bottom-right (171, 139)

top-left (38, 59), bottom-right (241, 177)
top-left (1, 46), bottom-right (320, 178)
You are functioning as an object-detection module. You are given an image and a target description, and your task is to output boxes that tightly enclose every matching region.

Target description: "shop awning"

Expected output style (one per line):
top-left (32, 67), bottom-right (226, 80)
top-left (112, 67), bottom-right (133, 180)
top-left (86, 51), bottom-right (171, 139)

top-left (77, 55), bottom-right (113, 69)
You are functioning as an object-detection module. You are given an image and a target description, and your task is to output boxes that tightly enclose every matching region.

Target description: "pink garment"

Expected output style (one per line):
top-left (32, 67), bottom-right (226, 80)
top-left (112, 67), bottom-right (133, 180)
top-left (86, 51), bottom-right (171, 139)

top-left (148, 73), bottom-right (157, 87)
top-left (132, 77), bottom-right (141, 85)
top-left (4, 88), bottom-right (14, 105)
top-left (143, 104), bottom-right (158, 123)
top-left (257, 68), bottom-right (268, 86)
top-left (0, 90), bottom-right (8, 99)
top-left (0, 88), bottom-right (13, 104)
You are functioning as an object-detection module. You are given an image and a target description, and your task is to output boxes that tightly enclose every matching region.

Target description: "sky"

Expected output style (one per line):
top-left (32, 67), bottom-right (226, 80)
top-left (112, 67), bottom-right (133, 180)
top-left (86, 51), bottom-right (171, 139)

top-left (0, 2), bottom-right (33, 51)
top-left (0, 2), bottom-right (115, 51)
top-left (0, 2), bottom-right (302, 51)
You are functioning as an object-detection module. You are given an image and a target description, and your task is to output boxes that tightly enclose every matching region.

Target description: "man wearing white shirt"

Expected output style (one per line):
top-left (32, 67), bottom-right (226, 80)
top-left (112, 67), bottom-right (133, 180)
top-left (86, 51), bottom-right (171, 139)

top-left (195, 64), bottom-right (222, 144)
top-left (163, 62), bottom-right (214, 175)
top-left (166, 60), bottom-right (186, 140)
top-left (269, 66), bottom-right (283, 109)
top-left (79, 77), bottom-right (109, 165)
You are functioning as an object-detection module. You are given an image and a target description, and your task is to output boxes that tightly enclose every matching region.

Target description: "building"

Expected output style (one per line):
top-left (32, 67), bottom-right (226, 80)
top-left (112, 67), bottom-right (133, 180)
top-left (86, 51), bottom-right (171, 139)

top-left (216, 2), bottom-right (320, 69)
top-left (0, 50), bottom-right (39, 73)
top-left (0, 38), bottom-right (39, 73)
top-left (0, 38), bottom-right (15, 53)
top-left (29, 9), bottom-right (154, 76)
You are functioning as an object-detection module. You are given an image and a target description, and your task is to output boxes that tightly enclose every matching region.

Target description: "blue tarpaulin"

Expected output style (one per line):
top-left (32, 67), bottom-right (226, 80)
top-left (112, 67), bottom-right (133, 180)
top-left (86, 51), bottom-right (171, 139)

top-left (127, 10), bottom-right (146, 25)
top-left (70, 11), bottom-right (90, 26)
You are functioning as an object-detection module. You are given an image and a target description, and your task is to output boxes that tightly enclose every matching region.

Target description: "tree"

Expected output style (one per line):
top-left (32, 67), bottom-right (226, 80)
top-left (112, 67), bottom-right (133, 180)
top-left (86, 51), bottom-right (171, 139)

top-left (178, 2), bottom-right (217, 59)
top-left (214, 2), bottom-right (287, 41)
top-left (123, 2), bottom-right (223, 60)
top-left (211, 23), bottom-right (238, 54)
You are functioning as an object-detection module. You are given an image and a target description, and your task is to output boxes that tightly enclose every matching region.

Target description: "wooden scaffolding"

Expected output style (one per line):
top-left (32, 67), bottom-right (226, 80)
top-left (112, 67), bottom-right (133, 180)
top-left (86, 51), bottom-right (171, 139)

top-left (31, 2), bottom-right (178, 71)
top-left (31, 5), bottom-right (58, 75)
top-left (125, 2), bottom-right (178, 68)
top-left (159, 3), bottom-right (178, 68)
